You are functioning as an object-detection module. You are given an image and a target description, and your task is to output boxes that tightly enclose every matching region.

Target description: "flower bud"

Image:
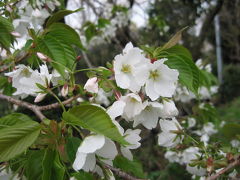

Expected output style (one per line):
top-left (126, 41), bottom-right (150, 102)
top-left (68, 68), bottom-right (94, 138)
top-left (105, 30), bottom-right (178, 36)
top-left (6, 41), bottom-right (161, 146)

top-left (34, 93), bottom-right (46, 103)
top-left (61, 84), bottom-right (69, 97)
top-left (84, 77), bottom-right (98, 94)
top-left (6, 5), bottom-right (12, 12)
top-left (114, 90), bottom-right (122, 100)
top-left (36, 52), bottom-right (51, 62)
top-left (11, 31), bottom-right (21, 37)
top-left (76, 55), bottom-right (81, 61)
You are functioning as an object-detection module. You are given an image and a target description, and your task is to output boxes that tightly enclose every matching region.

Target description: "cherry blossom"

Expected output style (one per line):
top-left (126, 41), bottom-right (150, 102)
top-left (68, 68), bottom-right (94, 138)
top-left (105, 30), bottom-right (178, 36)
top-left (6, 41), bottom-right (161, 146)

top-left (145, 59), bottom-right (179, 101)
top-left (107, 93), bottom-right (144, 120)
top-left (113, 42), bottom-right (150, 92)
top-left (73, 134), bottom-right (117, 172)
top-left (133, 101), bottom-right (163, 129)
top-left (158, 118), bottom-right (183, 148)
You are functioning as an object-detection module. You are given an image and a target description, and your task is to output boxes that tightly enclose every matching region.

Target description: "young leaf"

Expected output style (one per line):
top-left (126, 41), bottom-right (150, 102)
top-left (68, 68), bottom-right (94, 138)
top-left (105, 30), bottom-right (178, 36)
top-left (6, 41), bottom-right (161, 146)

top-left (63, 105), bottom-right (129, 146)
top-left (42, 149), bottom-right (65, 180)
top-left (0, 113), bottom-right (32, 130)
top-left (46, 9), bottom-right (83, 28)
top-left (0, 121), bottom-right (41, 162)
top-left (161, 27), bottom-right (188, 50)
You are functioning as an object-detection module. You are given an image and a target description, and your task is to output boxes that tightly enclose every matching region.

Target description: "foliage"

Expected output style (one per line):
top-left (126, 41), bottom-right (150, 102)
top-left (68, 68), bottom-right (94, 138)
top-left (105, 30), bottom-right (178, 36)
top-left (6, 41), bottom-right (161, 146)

top-left (0, 1), bottom-right (239, 180)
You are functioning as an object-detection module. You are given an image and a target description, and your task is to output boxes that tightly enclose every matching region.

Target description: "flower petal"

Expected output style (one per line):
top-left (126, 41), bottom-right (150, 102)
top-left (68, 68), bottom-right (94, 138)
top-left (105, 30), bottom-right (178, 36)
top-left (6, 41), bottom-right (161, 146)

top-left (78, 134), bottom-right (105, 153)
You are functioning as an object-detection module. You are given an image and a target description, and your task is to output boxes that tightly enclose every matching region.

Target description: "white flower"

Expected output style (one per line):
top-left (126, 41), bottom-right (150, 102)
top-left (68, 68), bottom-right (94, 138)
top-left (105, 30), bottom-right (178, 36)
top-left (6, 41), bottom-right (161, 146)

top-left (164, 151), bottom-right (182, 164)
top-left (5, 64), bottom-right (34, 97)
top-left (133, 101), bottom-right (163, 129)
top-left (95, 88), bottom-right (111, 106)
top-left (145, 59), bottom-right (179, 101)
top-left (120, 129), bottom-right (141, 161)
top-left (107, 93), bottom-right (144, 120)
top-left (84, 77), bottom-right (98, 94)
top-left (113, 42), bottom-right (150, 92)
top-left (73, 134), bottom-right (117, 172)
top-left (158, 118), bottom-right (183, 148)
top-left (202, 122), bottom-right (217, 136)
top-left (174, 85), bottom-right (195, 103)
top-left (199, 87), bottom-right (211, 99)
top-left (195, 59), bottom-right (203, 69)
top-left (231, 139), bottom-right (240, 148)
top-left (182, 147), bottom-right (200, 164)
top-left (160, 100), bottom-right (178, 118)
top-left (205, 64), bottom-right (212, 73)
top-left (5, 64), bottom-right (52, 98)
top-left (187, 117), bottom-right (196, 128)
top-left (182, 147), bottom-right (206, 176)
top-left (51, 69), bottom-right (69, 86)
top-left (186, 165), bottom-right (206, 177)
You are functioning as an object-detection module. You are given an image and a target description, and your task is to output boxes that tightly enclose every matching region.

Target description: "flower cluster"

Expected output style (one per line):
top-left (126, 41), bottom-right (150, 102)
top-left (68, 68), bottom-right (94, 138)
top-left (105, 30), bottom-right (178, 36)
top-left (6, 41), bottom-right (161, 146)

top-left (5, 63), bottom-right (68, 102)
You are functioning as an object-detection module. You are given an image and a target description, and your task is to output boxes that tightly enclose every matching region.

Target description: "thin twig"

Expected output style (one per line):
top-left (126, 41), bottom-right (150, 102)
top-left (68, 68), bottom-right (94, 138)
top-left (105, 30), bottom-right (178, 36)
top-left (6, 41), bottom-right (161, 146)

top-left (104, 164), bottom-right (147, 180)
top-left (82, 51), bottom-right (94, 68)
top-left (38, 94), bottom-right (81, 111)
top-left (206, 156), bottom-right (240, 180)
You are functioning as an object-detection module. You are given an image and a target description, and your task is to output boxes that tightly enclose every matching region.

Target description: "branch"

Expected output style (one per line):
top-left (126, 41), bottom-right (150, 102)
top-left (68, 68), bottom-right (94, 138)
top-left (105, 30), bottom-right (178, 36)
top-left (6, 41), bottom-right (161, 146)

top-left (38, 94), bottom-right (81, 111)
top-left (193, 0), bottom-right (224, 59)
top-left (0, 93), bottom-right (46, 121)
top-left (82, 51), bottom-right (94, 68)
top-left (104, 164), bottom-right (147, 180)
top-left (0, 53), bottom-right (29, 72)
top-left (0, 93), bottom-right (80, 121)
top-left (206, 156), bottom-right (240, 180)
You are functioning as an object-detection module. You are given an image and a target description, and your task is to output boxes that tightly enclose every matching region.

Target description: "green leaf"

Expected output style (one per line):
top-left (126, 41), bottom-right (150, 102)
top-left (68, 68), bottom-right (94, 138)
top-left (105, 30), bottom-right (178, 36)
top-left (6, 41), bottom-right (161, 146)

top-left (0, 113), bottom-right (32, 130)
top-left (2, 81), bottom-right (16, 96)
top-left (0, 76), bottom-right (8, 89)
top-left (25, 150), bottom-right (45, 180)
top-left (0, 121), bottom-right (41, 162)
top-left (47, 23), bottom-right (84, 49)
top-left (222, 123), bottom-right (240, 139)
top-left (46, 9), bottom-right (83, 28)
top-left (199, 70), bottom-right (218, 88)
top-left (113, 156), bottom-right (145, 178)
top-left (65, 137), bottom-right (81, 163)
top-left (37, 34), bottom-right (76, 76)
top-left (164, 54), bottom-right (200, 94)
top-left (72, 171), bottom-right (94, 180)
top-left (163, 45), bottom-right (192, 59)
top-left (97, 18), bottom-right (110, 28)
top-left (161, 27), bottom-right (188, 50)
top-left (85, 23), bottom-right (98, 42)
top-left (42, 149), bottom-right (65, 180)
top-left (0, 16), bottom-right (14, 50)
top-left (63, 105), bottom-right (129, 146)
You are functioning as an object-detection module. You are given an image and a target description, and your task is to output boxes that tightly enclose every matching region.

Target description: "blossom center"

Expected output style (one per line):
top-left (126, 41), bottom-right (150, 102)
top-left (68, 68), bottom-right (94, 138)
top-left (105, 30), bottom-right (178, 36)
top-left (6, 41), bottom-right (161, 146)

top-left (21, 68), bottom-right (31, 77)
top-left (149, 70), bottom-right (160, 80)
top-left (121, 64), bottom-right (131, 73)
